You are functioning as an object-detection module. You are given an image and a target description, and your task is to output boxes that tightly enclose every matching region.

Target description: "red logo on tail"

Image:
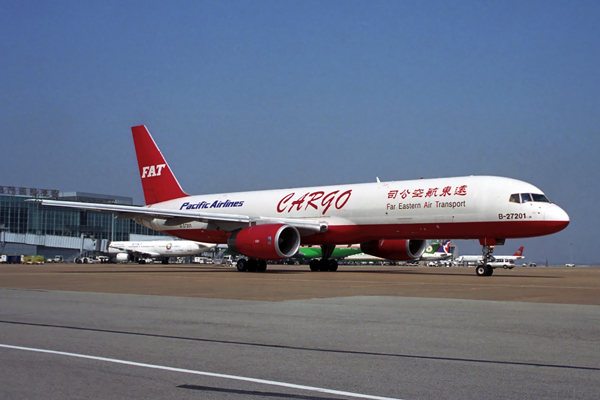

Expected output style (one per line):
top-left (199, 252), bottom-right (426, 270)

top-left (132, 125), bottom-right (188, 205)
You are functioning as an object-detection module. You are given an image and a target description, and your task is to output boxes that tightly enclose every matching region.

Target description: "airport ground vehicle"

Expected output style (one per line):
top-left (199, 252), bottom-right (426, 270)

top-left (192, 256), bottom-right (213, 264)
top-left (487, 259), bottom-right (516, 269)
top-left (74, 256), bottom-right (108, 264)
top-left (522, 262), bottom-right (538, 267)
top-left (2, 255), bottom-right (23, 264)
top-left (23, 255), bottom-right (45, 264)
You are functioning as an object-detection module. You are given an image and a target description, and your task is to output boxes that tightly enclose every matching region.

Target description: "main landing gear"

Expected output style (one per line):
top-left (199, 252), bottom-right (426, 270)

top-left (309, 245), bottom-right (339, 272)
top-left (309, 258), bottom-right (339, 271)
top-left (475, 245), bottom-right (494, 277)
top-left (236, 258), bottom-right (268, 272)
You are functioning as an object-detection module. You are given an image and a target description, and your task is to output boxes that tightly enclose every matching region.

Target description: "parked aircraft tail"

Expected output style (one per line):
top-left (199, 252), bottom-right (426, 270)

top-left (440, 240), bottom-right (451, 254)
top-left (513, 246), bottom-right (524, 257)
top-left (131, 125), bottom-right (188, 205)
top-left (424, 241), bottom-right (442, 255)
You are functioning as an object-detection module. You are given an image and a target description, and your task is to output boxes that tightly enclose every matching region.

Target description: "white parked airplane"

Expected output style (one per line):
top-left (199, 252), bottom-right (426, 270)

top-left (455, 246), bottom-right (525, 264)
top-left (108, 240), bottom-right (215, 264)
top-left (30, 125), bottom-right (569, 276)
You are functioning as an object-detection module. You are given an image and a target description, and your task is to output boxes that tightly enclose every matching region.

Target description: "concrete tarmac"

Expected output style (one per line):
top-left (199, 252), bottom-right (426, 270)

top-left (1, 264), bottom-right (599, 399)
top-left (1, 264), bottom-right (599, 304)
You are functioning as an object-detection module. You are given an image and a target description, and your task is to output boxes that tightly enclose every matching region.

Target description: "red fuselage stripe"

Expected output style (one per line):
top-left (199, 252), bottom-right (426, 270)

top-left (162, 220), bottom-right (568, 246)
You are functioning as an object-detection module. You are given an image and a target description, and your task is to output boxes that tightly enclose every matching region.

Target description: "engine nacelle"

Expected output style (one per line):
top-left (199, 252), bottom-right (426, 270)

top-left (360, 239), bottom-right (427, 261)
top-left (227, 224), bottom-right (300, 260)
top-left (115, 253), bottom-right (131, 262)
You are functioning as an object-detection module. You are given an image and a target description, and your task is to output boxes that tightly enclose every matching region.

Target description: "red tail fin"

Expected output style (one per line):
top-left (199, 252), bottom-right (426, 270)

top-left (513, 246), bottom-right (524, 257)
top-left (131, 125), bottom-right (188, 205)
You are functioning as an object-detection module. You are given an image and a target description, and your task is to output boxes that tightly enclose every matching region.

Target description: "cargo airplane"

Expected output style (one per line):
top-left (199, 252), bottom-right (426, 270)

top-left (108, 240), bottom-right (215, 264)
top-left (30, 125), bottom-right (569, 276)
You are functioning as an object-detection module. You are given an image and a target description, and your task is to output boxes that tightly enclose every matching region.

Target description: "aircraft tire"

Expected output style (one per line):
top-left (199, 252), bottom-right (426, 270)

top-left (257, 260), bottom-right (267, 272)
top-left (476, 264), bottom-right (493, 276)
top-left (328, 259), bottom-right (338, 272)
top-left (309, 259), bottom-right (320, 271)
top-left (247, 258), bottom-right (258, 272)
top-left (236, 258), bottom-right (248, 272)
top-left (319, 259), bottom-right (330, 271)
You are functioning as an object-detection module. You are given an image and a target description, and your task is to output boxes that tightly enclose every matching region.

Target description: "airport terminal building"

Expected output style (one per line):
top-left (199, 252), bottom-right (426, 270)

top-left (0, 186), bottom-right (165, 261)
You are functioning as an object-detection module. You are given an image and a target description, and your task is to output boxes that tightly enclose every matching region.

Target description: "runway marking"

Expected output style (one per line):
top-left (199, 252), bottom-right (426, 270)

top-left (0, 343), bottom-right (403, 400)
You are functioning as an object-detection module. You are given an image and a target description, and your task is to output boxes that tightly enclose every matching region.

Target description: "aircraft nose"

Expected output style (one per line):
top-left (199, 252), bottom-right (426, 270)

top-left (544, 204), bottom-right (570, 233)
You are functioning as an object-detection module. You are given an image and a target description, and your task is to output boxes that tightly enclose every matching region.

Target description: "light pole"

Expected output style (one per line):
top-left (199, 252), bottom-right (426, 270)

top-left (570, 243), bottom-right (573, 265)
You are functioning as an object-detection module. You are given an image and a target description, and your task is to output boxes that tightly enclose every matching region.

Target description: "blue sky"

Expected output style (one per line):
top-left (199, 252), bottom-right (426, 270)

top-left (1, 1), bottom-right (598, 264)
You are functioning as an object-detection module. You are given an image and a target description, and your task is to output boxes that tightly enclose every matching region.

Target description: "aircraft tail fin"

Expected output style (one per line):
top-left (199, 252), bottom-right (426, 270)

top-left (424, 241), bottom-right (441, 255)
top-left (437, 240), bottom-right (451, 253)
top-left (513, 246), bottom-right (524, 257)
top-left (131, 125), bottom-right (189, 205)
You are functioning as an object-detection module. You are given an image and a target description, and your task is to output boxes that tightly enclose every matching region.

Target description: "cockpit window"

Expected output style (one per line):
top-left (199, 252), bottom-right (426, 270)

top-left (532, 193), bottom-right (550, 203)
top-left (509, 193), bottom-right (552, 204)
top-left (521, 193), bottom-right (532, 203)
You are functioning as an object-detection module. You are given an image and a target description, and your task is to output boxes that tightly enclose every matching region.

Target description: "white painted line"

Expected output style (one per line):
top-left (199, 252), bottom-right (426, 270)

top-left (0, 344), bottom-right (403, 400)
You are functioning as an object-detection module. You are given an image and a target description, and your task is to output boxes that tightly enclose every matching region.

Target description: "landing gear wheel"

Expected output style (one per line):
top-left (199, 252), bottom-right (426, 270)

top-left (476, 264), bottom-right (493, 276)
top-left (247, 258), bottom-right (258, 272)
top-left (319, 259), bottom-right (330, 271)
top-left (309, 259), bottom-right (320, 271)
top-left (328, 259), bottom-right (338, 272)
top-left (237, 258), bottom-right (248, 272)
top-left (257, 260), bottom-right (267, 272)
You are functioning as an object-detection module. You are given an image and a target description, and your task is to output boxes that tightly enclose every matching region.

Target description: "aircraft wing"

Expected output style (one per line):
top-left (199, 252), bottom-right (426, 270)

top-left (28, 199), bottom-right (326, 236)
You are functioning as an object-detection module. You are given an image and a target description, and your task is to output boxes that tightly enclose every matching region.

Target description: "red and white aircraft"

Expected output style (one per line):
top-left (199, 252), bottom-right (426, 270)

top-left (455, 246), bottom-right (525, 264)
top-left (33, 125), bottom-right (569, 276)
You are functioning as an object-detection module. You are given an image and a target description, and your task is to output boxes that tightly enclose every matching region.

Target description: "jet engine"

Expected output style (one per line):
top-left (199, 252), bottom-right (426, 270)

top-left (360, 239), bottom-right (427, 261)
top-left (115, 253), bottom-right (132, 262)
top-left (227, 224), bottom-right (300, 260)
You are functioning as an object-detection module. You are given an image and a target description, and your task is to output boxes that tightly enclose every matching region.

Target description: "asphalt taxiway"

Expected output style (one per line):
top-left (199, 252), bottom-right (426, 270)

top-left (1, 265), bottom-right (599, 399)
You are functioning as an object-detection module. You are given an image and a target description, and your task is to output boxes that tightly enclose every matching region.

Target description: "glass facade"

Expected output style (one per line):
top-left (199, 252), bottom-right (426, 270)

top-left (0, 194), bottom-right (165, 241)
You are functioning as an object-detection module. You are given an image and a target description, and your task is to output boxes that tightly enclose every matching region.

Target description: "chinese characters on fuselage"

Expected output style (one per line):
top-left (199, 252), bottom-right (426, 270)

top-left (387, 185), bottom-right (467, 200)
top-left (386, 185), bottom-right (468, 211)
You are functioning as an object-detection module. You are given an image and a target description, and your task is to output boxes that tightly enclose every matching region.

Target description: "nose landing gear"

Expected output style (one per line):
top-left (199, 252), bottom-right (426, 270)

top-left (475, 245), bottom-right (494, 276)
